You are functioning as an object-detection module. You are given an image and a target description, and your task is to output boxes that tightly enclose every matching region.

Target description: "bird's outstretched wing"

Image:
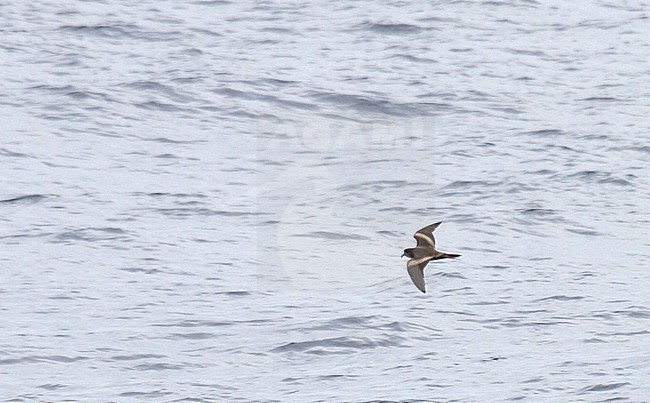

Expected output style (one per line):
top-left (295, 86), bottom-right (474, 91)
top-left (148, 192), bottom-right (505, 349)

top-left (413, 222), bottom-right (441, 248)
top-left (407, 257), bottom-right (431, 293)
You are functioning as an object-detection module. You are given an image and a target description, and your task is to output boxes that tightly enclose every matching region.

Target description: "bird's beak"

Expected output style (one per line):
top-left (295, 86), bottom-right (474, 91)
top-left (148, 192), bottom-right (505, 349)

top-left (401, 253), bottom-right (405, 258)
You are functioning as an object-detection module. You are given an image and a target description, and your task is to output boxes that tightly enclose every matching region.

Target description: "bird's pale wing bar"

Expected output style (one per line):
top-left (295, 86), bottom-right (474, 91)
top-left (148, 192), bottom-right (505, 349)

top-left (413, 222), bottom-right (441, 248)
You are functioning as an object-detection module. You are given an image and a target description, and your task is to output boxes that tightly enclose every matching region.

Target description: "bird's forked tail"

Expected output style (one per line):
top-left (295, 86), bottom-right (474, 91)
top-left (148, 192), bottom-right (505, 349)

top-left (438, 252), bottom-right (461, 259)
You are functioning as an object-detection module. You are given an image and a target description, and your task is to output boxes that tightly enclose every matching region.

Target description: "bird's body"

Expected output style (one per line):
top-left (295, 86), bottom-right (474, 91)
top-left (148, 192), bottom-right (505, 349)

top-left (402, 222), bottom-right (460, 293)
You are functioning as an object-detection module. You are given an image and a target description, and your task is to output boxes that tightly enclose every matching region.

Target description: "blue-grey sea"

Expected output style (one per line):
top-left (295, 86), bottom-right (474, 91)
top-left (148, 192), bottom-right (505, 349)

top-left (1, 1), bottom-right (649, 401)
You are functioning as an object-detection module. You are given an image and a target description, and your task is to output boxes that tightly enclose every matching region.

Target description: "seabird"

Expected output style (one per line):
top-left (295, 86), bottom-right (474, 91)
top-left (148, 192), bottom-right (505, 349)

top-left (401, 222), bottom-right (460, 293)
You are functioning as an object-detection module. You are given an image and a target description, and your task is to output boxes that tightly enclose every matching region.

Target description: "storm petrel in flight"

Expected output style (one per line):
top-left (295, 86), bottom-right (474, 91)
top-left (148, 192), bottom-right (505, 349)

top-left (401, 222), bottom-right (460, 293)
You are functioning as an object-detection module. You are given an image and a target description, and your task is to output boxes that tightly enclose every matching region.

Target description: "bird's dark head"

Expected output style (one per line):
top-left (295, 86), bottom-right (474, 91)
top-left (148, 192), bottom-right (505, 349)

top-left (402, 248), bottom-right (414, 258)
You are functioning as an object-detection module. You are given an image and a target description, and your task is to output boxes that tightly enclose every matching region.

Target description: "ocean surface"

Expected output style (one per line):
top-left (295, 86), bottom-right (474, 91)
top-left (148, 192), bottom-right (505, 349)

top-left (1, 1), bottom-right (649, 401)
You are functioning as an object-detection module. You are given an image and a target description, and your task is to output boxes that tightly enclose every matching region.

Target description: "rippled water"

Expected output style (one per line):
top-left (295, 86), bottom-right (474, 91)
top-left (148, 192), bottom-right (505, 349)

top-left (2, 1), bottom-right (649, 401)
